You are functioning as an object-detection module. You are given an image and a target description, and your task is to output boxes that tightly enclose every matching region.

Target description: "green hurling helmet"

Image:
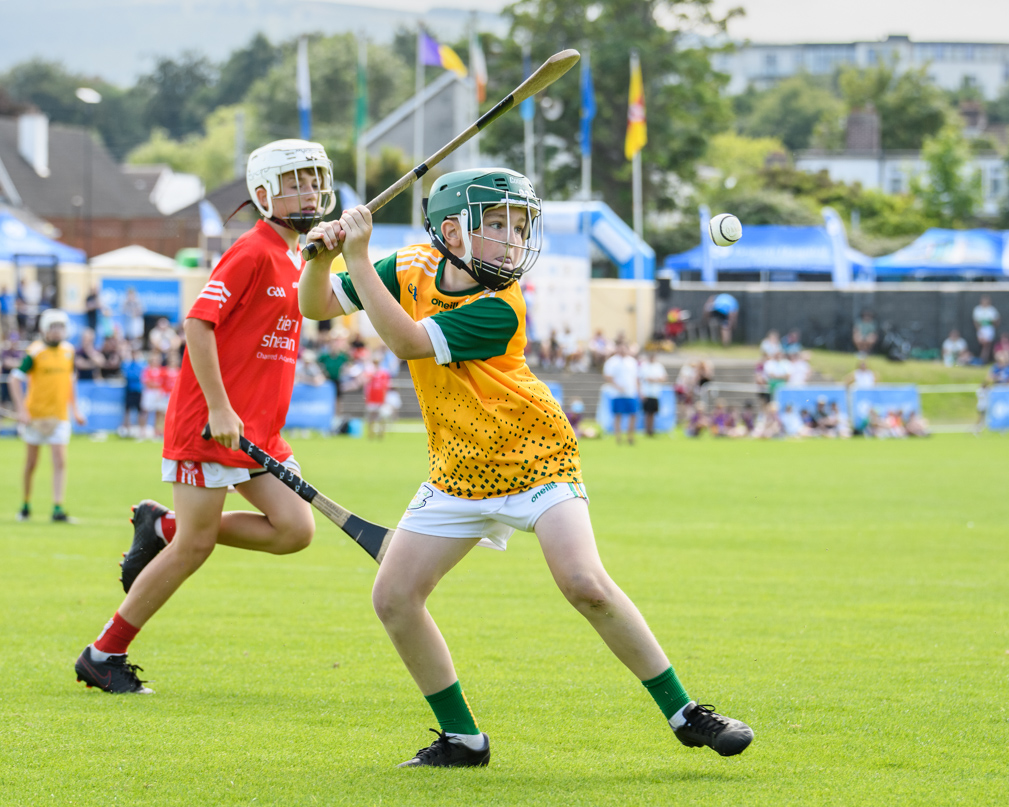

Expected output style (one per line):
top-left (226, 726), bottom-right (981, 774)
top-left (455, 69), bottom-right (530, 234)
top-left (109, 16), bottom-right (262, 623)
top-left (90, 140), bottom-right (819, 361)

top-left (423, 168), bottom-right (543, 291)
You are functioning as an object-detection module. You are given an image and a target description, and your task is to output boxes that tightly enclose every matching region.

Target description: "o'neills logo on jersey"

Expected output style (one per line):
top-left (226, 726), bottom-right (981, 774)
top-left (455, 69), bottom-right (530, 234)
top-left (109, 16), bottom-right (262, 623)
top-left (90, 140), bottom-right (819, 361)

top-left (177, 460), bottom-right (206, 487)
top-left (267, 286), bottom-right (286, 297)
top-left (431, 298), bottom-right (459, 310)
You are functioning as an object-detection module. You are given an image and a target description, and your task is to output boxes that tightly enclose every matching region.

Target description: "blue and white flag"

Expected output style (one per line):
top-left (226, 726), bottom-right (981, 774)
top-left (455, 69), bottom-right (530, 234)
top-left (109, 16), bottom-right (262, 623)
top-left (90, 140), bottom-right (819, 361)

top-left (297, 36), bottom-right (312, 140)
top-left (580, 52), bottom-right (595, 157)
top-left (520, 46), bottom-right (534, 122)
top-left (198, 200), bottom-right (223, 237)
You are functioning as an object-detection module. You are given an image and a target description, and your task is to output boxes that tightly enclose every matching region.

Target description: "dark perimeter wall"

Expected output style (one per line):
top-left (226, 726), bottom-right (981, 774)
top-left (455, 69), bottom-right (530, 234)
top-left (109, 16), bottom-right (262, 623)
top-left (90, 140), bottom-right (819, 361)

top-left (656, 282), bottom-right (1009, 354)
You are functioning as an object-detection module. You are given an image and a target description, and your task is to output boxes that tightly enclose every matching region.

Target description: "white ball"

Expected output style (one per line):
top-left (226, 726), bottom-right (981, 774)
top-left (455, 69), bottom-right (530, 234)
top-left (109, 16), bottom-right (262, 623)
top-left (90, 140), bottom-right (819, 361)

top-left (709, 213), bottom-right (742, 247)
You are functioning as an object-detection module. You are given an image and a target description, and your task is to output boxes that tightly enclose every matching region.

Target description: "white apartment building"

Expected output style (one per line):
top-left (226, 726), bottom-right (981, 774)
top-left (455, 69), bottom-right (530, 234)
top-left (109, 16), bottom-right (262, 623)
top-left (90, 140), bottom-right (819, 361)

top-left (715, 35), bottom-right (1009, 100)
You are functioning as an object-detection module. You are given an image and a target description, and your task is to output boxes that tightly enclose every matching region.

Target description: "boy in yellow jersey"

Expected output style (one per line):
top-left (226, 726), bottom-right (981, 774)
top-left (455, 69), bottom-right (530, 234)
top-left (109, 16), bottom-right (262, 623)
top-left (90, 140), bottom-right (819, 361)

top-left (8, 308), bottom-right (85, 521)
top-left (300, 169), bottom-right (753, 767)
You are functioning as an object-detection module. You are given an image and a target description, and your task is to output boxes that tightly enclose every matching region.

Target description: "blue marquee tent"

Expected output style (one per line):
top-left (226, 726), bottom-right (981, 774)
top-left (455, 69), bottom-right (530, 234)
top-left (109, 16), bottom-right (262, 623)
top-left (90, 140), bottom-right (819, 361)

top-left (873, 228), bottom-right (1009, 280)
top-left (663, 223), bottom-right (873, 284)
top-left (0, 211), bottom-right (86, 264)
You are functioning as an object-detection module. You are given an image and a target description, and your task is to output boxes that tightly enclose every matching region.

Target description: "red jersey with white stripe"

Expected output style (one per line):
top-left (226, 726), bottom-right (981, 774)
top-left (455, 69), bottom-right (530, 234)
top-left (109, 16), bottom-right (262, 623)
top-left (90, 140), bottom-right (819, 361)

top-left (163, 220), bottom-right (303, 467)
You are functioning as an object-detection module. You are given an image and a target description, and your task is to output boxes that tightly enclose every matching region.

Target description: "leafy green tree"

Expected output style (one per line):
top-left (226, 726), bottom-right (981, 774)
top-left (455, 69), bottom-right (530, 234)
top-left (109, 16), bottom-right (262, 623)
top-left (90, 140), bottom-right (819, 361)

top-left (741, 74), bottom-right (844, 152)
top-left (474, 0), bottom-right (735, 228)
top-left (213, 33), bottom-right (281, 108)
top-left (138, 52), bottom-right (216, 140)
top-left (837, 64), bottom-right (949, 150)
top-left (910, 123), bottom-right (982, 227)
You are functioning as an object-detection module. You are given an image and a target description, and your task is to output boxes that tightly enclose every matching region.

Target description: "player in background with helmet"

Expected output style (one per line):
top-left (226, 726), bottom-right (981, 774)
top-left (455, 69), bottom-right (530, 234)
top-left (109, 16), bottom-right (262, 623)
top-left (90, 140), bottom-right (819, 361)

top-left (299, 168), bottom-right (753, 768)
top-left (8, 308), bottom-right (86, 522)
top-left (74, 140), bottom-right (337, 695)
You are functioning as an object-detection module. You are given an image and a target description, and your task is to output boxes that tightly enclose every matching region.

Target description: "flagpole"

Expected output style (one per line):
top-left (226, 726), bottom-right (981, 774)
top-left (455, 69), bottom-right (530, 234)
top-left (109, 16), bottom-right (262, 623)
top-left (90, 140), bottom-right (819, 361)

top-left (356, 32), bottom-right (367, 201)
top-left (412, 28), bottom-right (425, 229)
top-left (630, 50), bottom-right (643, 280)
top-left (521, 40), bottom-right (535, 184)
top-left (469, 15), bottom-right (479, 166)
top-left (580, 49), bottom-right (592, 201)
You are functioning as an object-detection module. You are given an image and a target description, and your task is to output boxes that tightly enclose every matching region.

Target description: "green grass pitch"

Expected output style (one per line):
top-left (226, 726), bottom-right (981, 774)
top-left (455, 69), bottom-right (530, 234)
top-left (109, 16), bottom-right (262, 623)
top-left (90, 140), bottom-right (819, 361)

top-left (1, 431), bottom-right (1007, 806)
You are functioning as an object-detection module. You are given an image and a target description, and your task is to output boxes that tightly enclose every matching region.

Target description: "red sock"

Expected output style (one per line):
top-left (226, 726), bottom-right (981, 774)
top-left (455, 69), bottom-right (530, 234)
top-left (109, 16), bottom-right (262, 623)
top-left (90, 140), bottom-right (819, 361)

top-left (159, 513), bottom-right (177, 543)
top-left (93, 611), bottom-right (140, 655)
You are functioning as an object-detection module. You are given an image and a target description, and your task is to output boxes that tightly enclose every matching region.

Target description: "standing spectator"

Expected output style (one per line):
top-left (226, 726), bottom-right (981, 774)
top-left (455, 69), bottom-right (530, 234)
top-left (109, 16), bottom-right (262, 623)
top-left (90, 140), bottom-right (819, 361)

top-left (0, 284), bottom-right (14, 338)
top-left (674, 359), bottom-right (700, 407)
top-left (148, 317), bottom-right (182, 361)
top-left (363, 352), bottom-right (392, 440)
top-left (7, 309), bottom-right (86, 521)
top-left (85, 285), bottom-right (101, 332)
top-left (941, 329), bottom-right (971, 367)
top-left (852, 309), bottom-right (878, 356)
top-left (140, 352), bottom-right (166, 438)
top-left (787, 350), bottom-right (812, 386)
top-left (638, 352), bottom-right (667, 437)
top-left (319, 332), bottom-right (351, 425)
top-left (557, 325), bottom-right (584, 372)
top-left (122, 287), bottom-right (145, 345)
top-left (2, 337), bottom-right (25, 410)
top-left (602, 341), bottom-right (639, 445)
top-left (782, 329), bottom-right (803, 357)
top-left (975, 381), bottom-right (990, 434)
top-left (119, 348), bottom-right (148, 438)
top-left (74, 328), bottom-right (104, 381)
top-left (972, 295), bottom-right (1000, 364)
top-left (295, 348), bottom-right (327, 387)
top-left (704, 293), bottom-right (738, 347)
top-left (845, 359), bottom-right (877, 389)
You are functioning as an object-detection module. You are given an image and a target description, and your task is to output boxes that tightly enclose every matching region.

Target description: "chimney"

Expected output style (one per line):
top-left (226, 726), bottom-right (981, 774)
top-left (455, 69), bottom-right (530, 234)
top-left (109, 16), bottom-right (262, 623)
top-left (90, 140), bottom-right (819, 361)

top-left (845, 106), bottom-right (881, 152)
top-left (17, 113), bottom-right (50, 178)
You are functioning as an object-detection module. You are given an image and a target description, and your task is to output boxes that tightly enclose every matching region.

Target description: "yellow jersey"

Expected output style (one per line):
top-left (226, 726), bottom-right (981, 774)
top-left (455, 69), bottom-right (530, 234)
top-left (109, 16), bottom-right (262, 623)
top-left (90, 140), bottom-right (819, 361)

top-left (333, 244), bottom-right (581, 499)
top-left (19, 340), bottom-right (76, 420)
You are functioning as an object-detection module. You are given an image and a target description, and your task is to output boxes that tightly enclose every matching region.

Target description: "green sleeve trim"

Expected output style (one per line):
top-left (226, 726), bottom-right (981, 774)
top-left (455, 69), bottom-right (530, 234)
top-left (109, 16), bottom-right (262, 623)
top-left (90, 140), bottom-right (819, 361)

top-left (335, 251), bottom-right (400, 311)
top-left (431, 296), bottom-right (519, 362)
top-left (19, 355), bottom-right (33, 373)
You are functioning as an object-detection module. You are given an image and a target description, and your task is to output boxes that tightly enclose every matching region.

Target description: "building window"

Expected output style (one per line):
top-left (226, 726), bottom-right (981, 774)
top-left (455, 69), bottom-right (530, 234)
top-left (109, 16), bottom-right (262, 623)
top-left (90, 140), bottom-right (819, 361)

top-left (889, 174), bottom-right (904, 194)
top-left (991, 170), bottom-right (1004, 199)
top-left (764, 52), bottom-right (777, 71)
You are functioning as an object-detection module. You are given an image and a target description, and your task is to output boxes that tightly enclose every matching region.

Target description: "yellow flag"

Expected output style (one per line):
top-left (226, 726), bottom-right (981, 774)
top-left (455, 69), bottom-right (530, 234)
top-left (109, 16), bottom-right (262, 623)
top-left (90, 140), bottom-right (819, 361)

top-left (439, 44), bottom-right (468, 78)
top-left (625, 53), bottom-right (647, 160)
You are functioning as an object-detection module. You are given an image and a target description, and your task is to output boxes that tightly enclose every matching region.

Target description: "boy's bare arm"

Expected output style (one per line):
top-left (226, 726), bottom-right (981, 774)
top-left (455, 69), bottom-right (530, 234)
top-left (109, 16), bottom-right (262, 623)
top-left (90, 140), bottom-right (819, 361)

top-left (334, 207), bottom-right (435, 361)
top-left (299, 227), bottom-right (346, 321)
top-left (184, 317), bottom-right (243, 450)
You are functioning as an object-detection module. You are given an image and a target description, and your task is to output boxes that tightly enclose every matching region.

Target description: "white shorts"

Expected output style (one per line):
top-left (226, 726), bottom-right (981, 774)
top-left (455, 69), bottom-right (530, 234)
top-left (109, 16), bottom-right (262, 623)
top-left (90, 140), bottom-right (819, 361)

top-left (141, 390), bottom-right (161, 412)
top-left (161, 455), bottom-right (302, 489)
top-left (978, 325), bottom-right (995, 343)
top-left (22, 418), bottom-right (71, 446)
top-left (398, 480), bottom-right (589, 551)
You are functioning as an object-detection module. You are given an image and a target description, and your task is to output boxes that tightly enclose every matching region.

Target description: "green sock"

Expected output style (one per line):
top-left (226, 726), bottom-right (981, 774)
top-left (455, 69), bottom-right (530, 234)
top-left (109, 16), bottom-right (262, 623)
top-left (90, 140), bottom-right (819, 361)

top-left (424, 681), bottom-right (479, 735)
top-left (53, 504), bottom-right (64, 515)
top-left (642, 667), bottom-right (690, 720)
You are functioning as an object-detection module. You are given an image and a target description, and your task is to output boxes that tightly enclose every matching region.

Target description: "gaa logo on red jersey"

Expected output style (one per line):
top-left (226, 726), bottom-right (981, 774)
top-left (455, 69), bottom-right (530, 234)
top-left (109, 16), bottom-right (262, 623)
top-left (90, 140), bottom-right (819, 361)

top-left (267, 286), bottom-right (287, 297)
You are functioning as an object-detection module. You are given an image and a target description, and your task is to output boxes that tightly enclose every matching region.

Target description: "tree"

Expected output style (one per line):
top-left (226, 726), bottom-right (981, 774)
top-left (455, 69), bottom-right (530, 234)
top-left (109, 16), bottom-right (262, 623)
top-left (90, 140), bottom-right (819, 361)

top-left (911, 123), bottom-right (982, 227)
top-left (138, 52), bottom-right (216, 140)
top-left (741, 74), bottom-right (844, 152)
top-left (213, 33), bottom-right (281, 108)
top-left (474, 0), bottom-right (735, 228)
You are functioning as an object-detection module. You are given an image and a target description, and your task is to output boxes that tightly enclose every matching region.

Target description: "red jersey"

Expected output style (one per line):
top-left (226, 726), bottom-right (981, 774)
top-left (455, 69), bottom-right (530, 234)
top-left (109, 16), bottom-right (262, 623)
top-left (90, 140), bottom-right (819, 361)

top-left (161, 366), bottom-right (180, 395)
top-left (163, 221), bottom-right (303, 467)
top-left (363, 368), bottom-right (391, 405)
top-left (141, 366), bottom-right (165, 390)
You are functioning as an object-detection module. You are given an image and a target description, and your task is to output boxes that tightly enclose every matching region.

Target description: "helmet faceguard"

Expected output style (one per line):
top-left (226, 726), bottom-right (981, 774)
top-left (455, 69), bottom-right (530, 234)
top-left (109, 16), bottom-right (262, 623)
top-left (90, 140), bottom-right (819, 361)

top-left (424, 169), bottom-right (543, 291)
top-left (246, 139), bottom-right (337, 234)
top-left (39, 308), bottom-right (69, 346)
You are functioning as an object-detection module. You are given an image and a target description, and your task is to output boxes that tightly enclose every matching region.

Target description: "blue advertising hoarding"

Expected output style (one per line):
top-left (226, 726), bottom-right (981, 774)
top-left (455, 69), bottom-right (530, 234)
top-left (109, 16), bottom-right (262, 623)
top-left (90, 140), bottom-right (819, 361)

top-left (986, 386), bottom-right (1009, 431)
top-left (100, 278), bottom-right (181, 322)
top-left (595, 385), bottom-right (676, 434)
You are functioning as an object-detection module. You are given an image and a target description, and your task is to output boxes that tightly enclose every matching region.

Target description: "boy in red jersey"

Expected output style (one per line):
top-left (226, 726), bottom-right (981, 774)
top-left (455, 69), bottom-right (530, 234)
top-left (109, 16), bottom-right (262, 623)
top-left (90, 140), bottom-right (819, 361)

top-left (75, 140), bottom-right (337, 694)
top-left (299, 169), bottom-right (753, 767)
top-left (362, 353), bottom-right (391, 440)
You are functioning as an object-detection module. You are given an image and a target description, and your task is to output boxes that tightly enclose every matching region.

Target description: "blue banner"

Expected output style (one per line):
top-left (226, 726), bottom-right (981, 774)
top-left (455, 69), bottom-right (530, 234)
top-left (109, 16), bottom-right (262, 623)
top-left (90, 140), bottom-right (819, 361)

top-left (520, 48), bottom-right (534, 121)
top-left (595, 386), bottom-right (676, 434)
top-left (850, 386), bottom-right (921, 430)
top-left (775, 386), bottom-right (849, 416)
top-left (73, 381), bottom-right (126, 433)
top-left (100, 278), bottom-right (181, 320)
top-left (986, 386), bottom-right (1009, 431)
top-left (579, 53), bottom-right (595, 158)
top-left (284, 383), bottom-right (336, 430)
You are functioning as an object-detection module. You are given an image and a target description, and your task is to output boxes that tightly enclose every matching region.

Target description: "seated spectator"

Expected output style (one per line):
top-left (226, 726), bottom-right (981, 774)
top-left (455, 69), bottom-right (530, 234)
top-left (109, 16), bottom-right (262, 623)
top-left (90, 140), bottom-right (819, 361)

top-left (845, 359), bottom-right (877, 389)
top-left (941, 329), bottom-right (972, 367)
top-left (995, 332), bottom-right (1009, 359)
top-left (737, 400), bottom-right (757, 436)
top-left (809, 396), bottom-right (832, 435)
top-left (663, 308), bottom-right (690, 343)
top-left (759, 329), bottom-right (782, 358)
top-left (709, 399), bottom-right (735, 437)
top-left (787, 350), bottom-right (812, 386)
top-left (852, 309), bottom-right (878, 356)
top-left (588, 329), bottom-right (612, 368)
top-left (753, 401), bottom-right (783, 439)
top-left (780, 403), bottom-right (806, 437)
top-left (100, 328), bottom-right (125, 379)
top-left (75, 327), bottom-right (104, 381)
top-left (565, 397), bottom-right (585, 437)
top-left (987, 350), bottom-right (1009, 385)
top-left (904, 410), bottom-right (930, 437)
top-left (830, 401), bottom-right (852, 439)
top-left (885, 409), bottom-right (907, 438)
top-left (762, 349), bottom-right (791, 398)
top-left (683, 402), bottom-right (708, 437)
top-left (782, 329), bottom-right (803, 357)
top-left (295, 349), bottom-right (327, 386)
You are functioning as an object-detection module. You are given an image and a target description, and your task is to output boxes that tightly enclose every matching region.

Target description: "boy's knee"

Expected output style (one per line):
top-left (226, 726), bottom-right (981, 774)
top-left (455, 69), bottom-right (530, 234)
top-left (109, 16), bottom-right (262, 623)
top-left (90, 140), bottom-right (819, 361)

top-left (559, 572), bottom-right (613, 612)
top-left (372, 580), bottom-right (422, 625)
top-left (274, 512), bottom-right (314, 554)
